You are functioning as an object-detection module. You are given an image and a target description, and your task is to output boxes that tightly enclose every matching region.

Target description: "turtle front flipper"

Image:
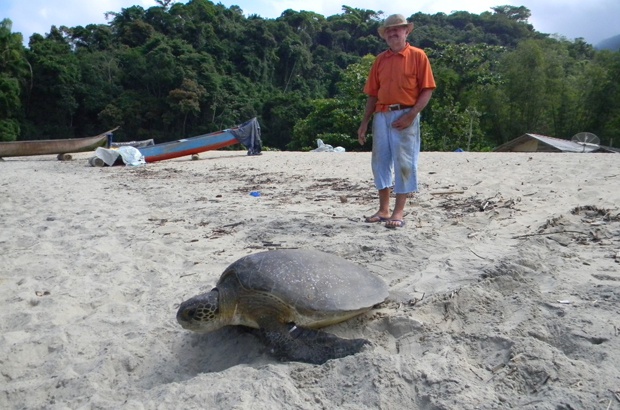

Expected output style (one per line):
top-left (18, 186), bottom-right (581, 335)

top-left (253, 323), bottom-right (369, 364)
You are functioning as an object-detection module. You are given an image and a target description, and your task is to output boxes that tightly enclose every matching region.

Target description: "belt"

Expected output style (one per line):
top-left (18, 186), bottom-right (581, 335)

top-left (387, 104), bottom-right (414, 111)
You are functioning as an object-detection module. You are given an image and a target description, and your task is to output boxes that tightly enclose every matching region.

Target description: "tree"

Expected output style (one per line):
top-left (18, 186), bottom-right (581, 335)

top-left (425, 43), bottom-right (503, 150)
top-left (578, 51), bottom-right (620, 145)
top-left (167, 78), bottom-right (206, 135)
top-left (261, 91), bottom-right (312, 149)
top-left (498, 40), bottom-right (549, 138)
top-left (0, 19), bottom-right (30, 141)
top-left (289, 54), bottom-right (374, 150)
top-left (24, 27), bottom-right (81, 138)
top-left (107, 6), bottom-right (154, 47)
top-left (490, 5), bottom-right (531, 22)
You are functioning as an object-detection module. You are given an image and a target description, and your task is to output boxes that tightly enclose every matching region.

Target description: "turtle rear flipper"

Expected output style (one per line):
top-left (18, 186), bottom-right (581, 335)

top-left (253, 323), bottom-right (369, 364)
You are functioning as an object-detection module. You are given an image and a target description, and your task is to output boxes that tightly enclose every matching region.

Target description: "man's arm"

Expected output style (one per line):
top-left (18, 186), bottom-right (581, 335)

top-left (357, 96), bottom-right (378, 145)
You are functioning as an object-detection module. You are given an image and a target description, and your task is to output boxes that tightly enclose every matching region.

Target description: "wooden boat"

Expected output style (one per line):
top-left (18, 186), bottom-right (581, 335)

top-left (0, 128), bottom-right (116, 159)
top-left (138, 118), bottom-right (261, 163)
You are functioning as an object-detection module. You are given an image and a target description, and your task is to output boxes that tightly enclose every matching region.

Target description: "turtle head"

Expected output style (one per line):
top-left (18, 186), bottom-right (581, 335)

top-left (176, 289), bottom-right (224, 333)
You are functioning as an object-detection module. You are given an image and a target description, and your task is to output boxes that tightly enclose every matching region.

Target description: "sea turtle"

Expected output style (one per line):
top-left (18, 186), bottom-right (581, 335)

top-left (176, 249), bottom-right (389, 364)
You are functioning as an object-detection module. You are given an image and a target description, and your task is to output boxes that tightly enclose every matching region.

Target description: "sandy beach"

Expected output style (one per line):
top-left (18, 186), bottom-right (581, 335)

top-left (1, 150), bottom-right (619, 409)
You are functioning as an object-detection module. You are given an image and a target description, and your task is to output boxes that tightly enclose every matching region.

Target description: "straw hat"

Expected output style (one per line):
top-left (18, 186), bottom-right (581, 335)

top-left (377, 14), bottom-right (414, 39)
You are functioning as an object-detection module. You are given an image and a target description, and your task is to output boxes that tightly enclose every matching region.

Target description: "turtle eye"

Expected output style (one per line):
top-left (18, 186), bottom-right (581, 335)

top-left (184, 308), bottom-right (197, 320)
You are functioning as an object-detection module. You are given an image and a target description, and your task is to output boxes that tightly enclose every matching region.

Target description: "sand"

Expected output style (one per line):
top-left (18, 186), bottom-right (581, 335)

top-left (1, 150), bottom-right (619, 409)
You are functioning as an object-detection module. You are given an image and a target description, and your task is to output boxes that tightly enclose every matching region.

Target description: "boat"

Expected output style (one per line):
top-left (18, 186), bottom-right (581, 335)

top-left (110, 139), bottom-right (154, 149)
top-left (0, 128), bottom-right (116, 159)
top-left (138, 117), bottom-right (262, 163)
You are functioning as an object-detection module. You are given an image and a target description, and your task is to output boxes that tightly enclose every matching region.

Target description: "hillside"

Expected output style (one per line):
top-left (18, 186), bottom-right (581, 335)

top-left (596, 34), bottom-right (620, 51)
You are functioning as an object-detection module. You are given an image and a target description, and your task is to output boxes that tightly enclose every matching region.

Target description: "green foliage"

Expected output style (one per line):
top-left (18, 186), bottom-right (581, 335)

top-left (0, 19), bottom-right (28, 140)
top-left (2, 3), bottom-right (618, 151)
top-left (0, 118), bottom-right (20, 141)
top-left (0, 75), bottom-right (21, 117)
top-left (22, 27), bottom-right (81, 138)
top-left (422, 43), bottom-right (504, 150)
top-left (167, 78), bottom-right (207, 135)
top-left (289, 54), bottom-right (374, 150)
top-left (577, 50), bottom-right (620, 145)
top-left (423, 99), bottom-right (487, 151)
top-left (261, 91), bottom-right (312, 149)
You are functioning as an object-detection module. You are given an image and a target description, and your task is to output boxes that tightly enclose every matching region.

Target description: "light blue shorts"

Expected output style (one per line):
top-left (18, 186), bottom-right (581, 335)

top-left (371, 110), bottom-right (420, 194)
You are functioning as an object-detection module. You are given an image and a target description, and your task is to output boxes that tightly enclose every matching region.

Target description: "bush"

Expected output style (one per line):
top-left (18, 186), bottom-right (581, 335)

top-left (0, 119), bottom-right (19, 141)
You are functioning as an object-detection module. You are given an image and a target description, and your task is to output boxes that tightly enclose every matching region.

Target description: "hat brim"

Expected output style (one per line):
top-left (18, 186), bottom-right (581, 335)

top-left (378, 22), bottom-right (414, 39)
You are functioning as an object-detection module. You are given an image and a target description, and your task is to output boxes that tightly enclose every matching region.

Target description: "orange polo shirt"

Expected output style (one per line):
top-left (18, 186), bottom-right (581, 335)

top-left (364, 43), bottom-right (436, 112)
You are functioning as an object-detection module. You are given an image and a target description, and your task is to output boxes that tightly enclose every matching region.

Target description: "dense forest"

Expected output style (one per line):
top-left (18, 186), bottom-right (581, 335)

top-left (1, 0), bottom-right (619, 151)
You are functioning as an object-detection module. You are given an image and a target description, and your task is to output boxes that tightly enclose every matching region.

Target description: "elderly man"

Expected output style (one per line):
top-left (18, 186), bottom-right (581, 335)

top-left (358, 14), bottom-right (436, 228)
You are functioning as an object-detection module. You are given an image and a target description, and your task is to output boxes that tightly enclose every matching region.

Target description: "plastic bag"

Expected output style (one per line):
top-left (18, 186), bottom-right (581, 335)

top-left (311, 139), bottom-right (346, 153)
top-left (311, 139), bottom-right (333, 152)
top-left (118, 146), bottom-right (145, 166)
top-left (94, 147), bottom-right (121, 166)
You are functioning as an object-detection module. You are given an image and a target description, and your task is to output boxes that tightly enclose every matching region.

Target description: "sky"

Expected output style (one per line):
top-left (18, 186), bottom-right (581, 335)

top-left (2, 0), bottom-right (619, 46)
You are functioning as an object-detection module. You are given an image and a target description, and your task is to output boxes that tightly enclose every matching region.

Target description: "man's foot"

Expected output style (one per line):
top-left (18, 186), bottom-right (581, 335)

top-left (364, 214), bottom-right (389, 223)
top-left (385, 219), bottom-right (406, 229)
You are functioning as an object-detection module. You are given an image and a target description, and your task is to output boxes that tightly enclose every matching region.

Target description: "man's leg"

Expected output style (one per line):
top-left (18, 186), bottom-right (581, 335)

top-left (378, 187), bottom-right (391, 215)
top-left (366, 112), bottom-right (394, 222)
top-left (385, 193), bottom-right (407, 228)
top-left (386, 112), bottom-right (420, 228)
top-left (365, 188), bottom-right (391, 222)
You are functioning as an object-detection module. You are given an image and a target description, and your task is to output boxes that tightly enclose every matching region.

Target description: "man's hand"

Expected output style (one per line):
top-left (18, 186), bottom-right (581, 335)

top-left (391, 111), bottom-right (416, 130)
top-left (357, 122), bottom-right (368, 145)
top-left (392, 89), bottom-right (433, 130)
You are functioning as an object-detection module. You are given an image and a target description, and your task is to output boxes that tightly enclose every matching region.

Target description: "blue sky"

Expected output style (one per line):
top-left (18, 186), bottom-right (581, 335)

top-left (2, 0), bottom-right (618, 46)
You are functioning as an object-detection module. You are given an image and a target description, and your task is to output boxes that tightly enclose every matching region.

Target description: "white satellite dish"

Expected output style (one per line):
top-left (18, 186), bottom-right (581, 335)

top-left (571, 132), bottom-right (600, 152)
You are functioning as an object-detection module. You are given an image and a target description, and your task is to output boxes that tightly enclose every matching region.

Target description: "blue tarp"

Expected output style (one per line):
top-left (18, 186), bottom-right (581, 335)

top-left (230, 117), bottom-right (262, 155)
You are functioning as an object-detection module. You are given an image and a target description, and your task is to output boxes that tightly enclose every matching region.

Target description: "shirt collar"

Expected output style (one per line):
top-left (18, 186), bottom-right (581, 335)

top-left (386, 42), bottom-right (411, 56)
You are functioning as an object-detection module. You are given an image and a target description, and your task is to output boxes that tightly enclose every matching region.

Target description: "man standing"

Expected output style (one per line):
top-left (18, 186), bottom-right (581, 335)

top-left (358, 14), bottom-right (436, 228)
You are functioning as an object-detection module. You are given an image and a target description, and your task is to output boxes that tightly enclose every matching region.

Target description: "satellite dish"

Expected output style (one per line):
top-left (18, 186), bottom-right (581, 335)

top-left (571, 132), bottom-right (600, 152)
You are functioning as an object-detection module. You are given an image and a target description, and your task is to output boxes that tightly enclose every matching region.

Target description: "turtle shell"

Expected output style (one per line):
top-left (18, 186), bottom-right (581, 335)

top-left (217, 249), bottom-right (388, 315)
